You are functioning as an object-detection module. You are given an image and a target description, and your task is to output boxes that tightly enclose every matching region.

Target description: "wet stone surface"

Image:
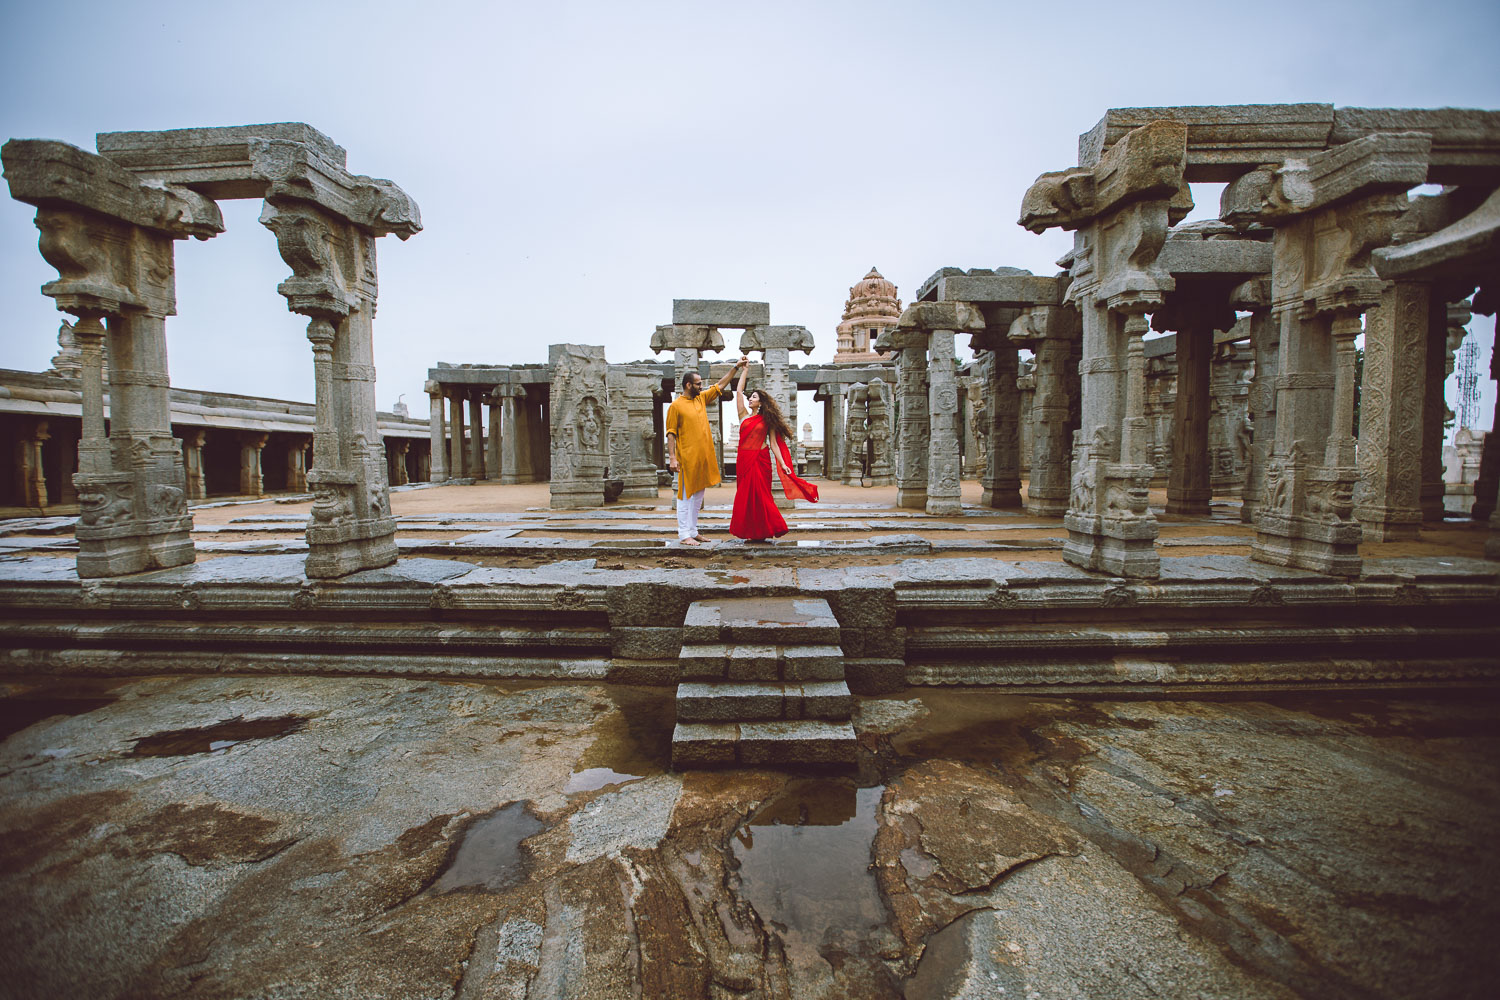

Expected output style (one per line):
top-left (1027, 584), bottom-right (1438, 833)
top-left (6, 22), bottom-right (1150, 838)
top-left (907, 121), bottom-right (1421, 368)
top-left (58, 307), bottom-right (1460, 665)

top-left (0, 676), bottom-right (1497, 999)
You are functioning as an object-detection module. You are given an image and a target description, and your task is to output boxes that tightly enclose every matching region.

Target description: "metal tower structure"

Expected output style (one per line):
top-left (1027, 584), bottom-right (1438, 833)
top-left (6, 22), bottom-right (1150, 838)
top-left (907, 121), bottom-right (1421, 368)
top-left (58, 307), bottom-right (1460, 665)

top-left (1456, 339), bottom-right (1481, 429)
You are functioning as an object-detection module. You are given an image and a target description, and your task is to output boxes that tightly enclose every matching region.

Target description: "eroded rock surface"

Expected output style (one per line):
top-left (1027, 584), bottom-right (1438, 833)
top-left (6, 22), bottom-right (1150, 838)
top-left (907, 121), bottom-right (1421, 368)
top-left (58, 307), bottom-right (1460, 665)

top-left (1, 678), bottom-right (1496, 998)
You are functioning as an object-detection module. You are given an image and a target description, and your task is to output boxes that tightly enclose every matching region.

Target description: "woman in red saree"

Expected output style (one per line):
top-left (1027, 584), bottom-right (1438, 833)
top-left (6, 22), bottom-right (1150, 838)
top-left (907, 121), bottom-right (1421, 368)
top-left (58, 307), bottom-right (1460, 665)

top-left (730, 359), bottom-right (819, 541)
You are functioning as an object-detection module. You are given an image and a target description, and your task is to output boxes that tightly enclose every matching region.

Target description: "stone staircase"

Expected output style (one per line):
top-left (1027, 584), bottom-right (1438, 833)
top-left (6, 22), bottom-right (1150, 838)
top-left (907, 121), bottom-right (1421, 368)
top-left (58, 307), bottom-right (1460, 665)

top-left (671, 596), bottom-right (858, 767)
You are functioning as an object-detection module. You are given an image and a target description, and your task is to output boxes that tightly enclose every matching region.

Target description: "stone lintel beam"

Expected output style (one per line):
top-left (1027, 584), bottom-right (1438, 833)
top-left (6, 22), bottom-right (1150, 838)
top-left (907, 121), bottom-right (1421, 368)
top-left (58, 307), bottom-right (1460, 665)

top-left (924, 271), bottom-right (1067, 307)
top-left (1150, 281), bottom-right (1240, 335)
top-left (671, 299), bottom-right (770, 327)
top-left (739, 325), bottom-right (814, 354)
top-left (427, 366), bottom-right (533, 385)
top-left (2, 139), bottom-right (223, 239)
top-left (96, 124), bottom-right (420, 238)
top-left (1330, 108), bottom-right (1500, 185)
top-left (650, 324), bottom-right (725, 353)
top-left (1079, 104), bottom-right (1336, 182)
top-left (1374, 186), bottom-right (1500, 281)
top-left (1021, 120), bottom-right (1187, 233)
top-left (1221, 132), bottom-right (1432, 226)
top-left (895, 301), bottom-right (986, 334)
top-left (1159, 224), bottom-right (1274, 277)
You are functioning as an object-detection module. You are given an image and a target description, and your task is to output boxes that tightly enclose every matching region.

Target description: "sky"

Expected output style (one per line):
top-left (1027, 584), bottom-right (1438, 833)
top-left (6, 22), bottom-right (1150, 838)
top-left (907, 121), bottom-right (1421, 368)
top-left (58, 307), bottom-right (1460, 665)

top-left (1, 0), bottom-right (1497, 440)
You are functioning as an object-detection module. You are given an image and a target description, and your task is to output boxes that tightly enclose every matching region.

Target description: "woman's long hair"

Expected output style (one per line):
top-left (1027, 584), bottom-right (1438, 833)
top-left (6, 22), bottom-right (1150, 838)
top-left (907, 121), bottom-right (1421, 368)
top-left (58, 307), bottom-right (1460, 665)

top-left (747, 387), bottom-right (794, 444)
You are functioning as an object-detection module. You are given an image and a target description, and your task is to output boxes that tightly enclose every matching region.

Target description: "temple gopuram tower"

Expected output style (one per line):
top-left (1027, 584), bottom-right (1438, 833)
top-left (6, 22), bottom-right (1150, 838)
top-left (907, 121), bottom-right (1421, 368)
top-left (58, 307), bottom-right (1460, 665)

top-left (834, 267), bottom-right (901, 364)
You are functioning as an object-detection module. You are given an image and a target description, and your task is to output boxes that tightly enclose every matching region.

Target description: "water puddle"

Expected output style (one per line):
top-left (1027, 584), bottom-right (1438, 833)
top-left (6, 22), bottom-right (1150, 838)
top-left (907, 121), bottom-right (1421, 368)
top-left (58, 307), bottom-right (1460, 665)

top-left (731, 778), bottom-right (892, 969)
top-left (565, 767), bottom-right (643, 794)
top-left (594, 539), bottom-right (671, 548)
top-left (432, 801), bottom-right (546, 893)
top-left (126, 715), bottom-right (307, 757)
top-left (706, 572), bottom-right (751, 585)
top-left (0, 692), bottom-right (119, 742)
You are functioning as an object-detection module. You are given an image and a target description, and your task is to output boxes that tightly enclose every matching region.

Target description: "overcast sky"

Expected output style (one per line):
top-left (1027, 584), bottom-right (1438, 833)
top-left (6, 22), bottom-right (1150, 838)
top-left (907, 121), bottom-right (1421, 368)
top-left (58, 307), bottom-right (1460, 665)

top-left (1, 0), bottom-right (1497, 436)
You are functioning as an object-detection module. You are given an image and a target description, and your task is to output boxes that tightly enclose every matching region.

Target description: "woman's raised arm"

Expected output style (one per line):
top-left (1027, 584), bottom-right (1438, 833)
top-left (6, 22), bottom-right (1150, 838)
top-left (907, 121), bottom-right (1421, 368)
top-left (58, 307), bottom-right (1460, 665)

top-left (734, 357), bottom-right (749, 419)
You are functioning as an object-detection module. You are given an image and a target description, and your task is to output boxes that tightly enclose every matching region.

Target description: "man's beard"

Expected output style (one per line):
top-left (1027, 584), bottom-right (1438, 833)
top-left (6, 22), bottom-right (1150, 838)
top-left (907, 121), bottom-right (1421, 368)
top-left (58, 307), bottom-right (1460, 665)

top-left (686, 385), bottom-right (700, 398)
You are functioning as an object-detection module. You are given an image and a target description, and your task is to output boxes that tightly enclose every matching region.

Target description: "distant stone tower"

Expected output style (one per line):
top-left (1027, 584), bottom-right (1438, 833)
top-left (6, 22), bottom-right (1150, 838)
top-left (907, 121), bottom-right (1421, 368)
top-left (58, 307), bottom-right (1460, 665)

top-left (834, 267), bottom-right (901, 364)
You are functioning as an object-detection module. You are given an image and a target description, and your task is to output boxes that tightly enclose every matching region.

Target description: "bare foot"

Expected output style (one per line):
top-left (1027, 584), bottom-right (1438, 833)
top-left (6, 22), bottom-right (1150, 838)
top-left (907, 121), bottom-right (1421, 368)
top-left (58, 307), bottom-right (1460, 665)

top-left (692, 535), bottom-right (708, 543)
top-left (680, 537), bottom-right (701, 546)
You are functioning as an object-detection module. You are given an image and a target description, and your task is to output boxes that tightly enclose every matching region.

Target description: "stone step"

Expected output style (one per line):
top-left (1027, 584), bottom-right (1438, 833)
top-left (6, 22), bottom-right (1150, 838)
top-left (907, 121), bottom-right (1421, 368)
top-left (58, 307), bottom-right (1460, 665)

top-left (679, 643), bottom-right (843, 682)
top-left (682, 597), bottom-right (841, 646)
top-left (675, 680), bottom-right (854, 723)
top-left (671, 720), bottom-right (857, 768)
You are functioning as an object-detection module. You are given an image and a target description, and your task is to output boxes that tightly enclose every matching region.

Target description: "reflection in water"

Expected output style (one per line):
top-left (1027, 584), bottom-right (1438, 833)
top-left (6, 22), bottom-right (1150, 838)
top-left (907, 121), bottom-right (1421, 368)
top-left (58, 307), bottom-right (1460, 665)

top-left (731, 778), bottom-right (891, 972)
top-left (565, 767), bottom-right (643, 794)
top-left (127, 716), bottom-right (306, 757)
top-left (432, 801), bottom-right (546, 893)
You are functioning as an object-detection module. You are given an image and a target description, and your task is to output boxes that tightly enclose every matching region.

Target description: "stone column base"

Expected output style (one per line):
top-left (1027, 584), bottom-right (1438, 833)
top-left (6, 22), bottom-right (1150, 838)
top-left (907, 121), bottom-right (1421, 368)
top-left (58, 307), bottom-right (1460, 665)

top-left (896, 487), bottom-right (926, 509)
top-left (1025, 489), bottom-right (1070, 519)
top-left (305, 515), bottom-right (399, 578)
top-left (551, 482), bottom-right (606, 509)
top-left (1062, 511), bottom-right (1161, 578)
top-left (1354, 502), bottom-right (1423, 542)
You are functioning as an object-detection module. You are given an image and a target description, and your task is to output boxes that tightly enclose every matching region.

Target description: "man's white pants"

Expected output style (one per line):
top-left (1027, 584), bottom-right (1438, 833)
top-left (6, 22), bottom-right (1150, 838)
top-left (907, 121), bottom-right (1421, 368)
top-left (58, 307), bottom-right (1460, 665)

top-left (677, 488), bottom-right (705, 540)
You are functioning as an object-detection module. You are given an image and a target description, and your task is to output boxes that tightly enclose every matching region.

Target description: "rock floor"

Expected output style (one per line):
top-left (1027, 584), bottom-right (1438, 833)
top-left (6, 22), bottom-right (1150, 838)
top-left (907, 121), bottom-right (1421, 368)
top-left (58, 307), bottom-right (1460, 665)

top-left (2, 675), bottom-right (1496, 999)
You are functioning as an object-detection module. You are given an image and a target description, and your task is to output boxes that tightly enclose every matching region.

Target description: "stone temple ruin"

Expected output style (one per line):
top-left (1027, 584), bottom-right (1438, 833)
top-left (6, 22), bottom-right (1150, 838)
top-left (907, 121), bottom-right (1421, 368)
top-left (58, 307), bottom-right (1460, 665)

top-left (3, 108), bottom-right (1500, 999)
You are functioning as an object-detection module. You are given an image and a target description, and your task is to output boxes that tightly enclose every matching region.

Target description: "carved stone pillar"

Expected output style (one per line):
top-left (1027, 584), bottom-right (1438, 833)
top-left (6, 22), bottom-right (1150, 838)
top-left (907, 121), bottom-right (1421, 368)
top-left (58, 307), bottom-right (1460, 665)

top-left (866, 377), bottom-right (895, 486)
top-left (609, 367), bottom-right (658, 499)
top-left (388, 439), bottom-right (410, 487)
top-left (238, 433), bottom-right (268, 495)
top-left (3, 139), bottom-right (222, 577)
top-left (1475, 349), bottom-right (1500, 524)
top-left (487, 393), bottom-right (501, 482)
top-left (180, 429), bottom-right (207, 500)
top-left (498, 385), bottom-right (533, 484)
top-left (1236, 282), bottom-right (1276, 523)
top-left (468, 391), bottom-right (486, 480)
top-left (1355, 280), bottom-right (1432, 540)
top-left (426, 382), bottom-right (448, 482)
top-left (15, 419), bottom-right (49, 507)
top-left (843, 385), bottom-right (869, 486)
top-left (448, 391), bottom-right (466, 479)
top-left (740, 325), bottom-right (814, 510)
top-left (1008, 305), bottom-right (1081, 518)
top-left (926, 327), bottom-right (963, 515)
top-left (1154, 286), bottom-right (1236, 517)
top-left (978, 342), bottom-right (1023, 510)
top-left (881, 328), bottom-right (930, 508)
top-left (280, 436), bottom-right (304, 492)
top-left (1223, 131), bottom-right (1429, 575)
top-left (815, 382), bottom-right (846, 481)
top-left (1021, 120), bottom-right (1188, 577)
top-left (1421, 304), bottom-right (1468, 521)
top-left (549, 345), bottom-right (609, 509)
top-left (260, 199), bottom-right (410, 577)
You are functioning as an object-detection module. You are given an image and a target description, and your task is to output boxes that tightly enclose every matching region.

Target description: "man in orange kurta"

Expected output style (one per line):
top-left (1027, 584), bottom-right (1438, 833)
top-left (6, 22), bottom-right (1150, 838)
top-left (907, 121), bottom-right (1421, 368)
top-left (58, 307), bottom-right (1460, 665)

top-left (666, 360), bottom-right (743, 545)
